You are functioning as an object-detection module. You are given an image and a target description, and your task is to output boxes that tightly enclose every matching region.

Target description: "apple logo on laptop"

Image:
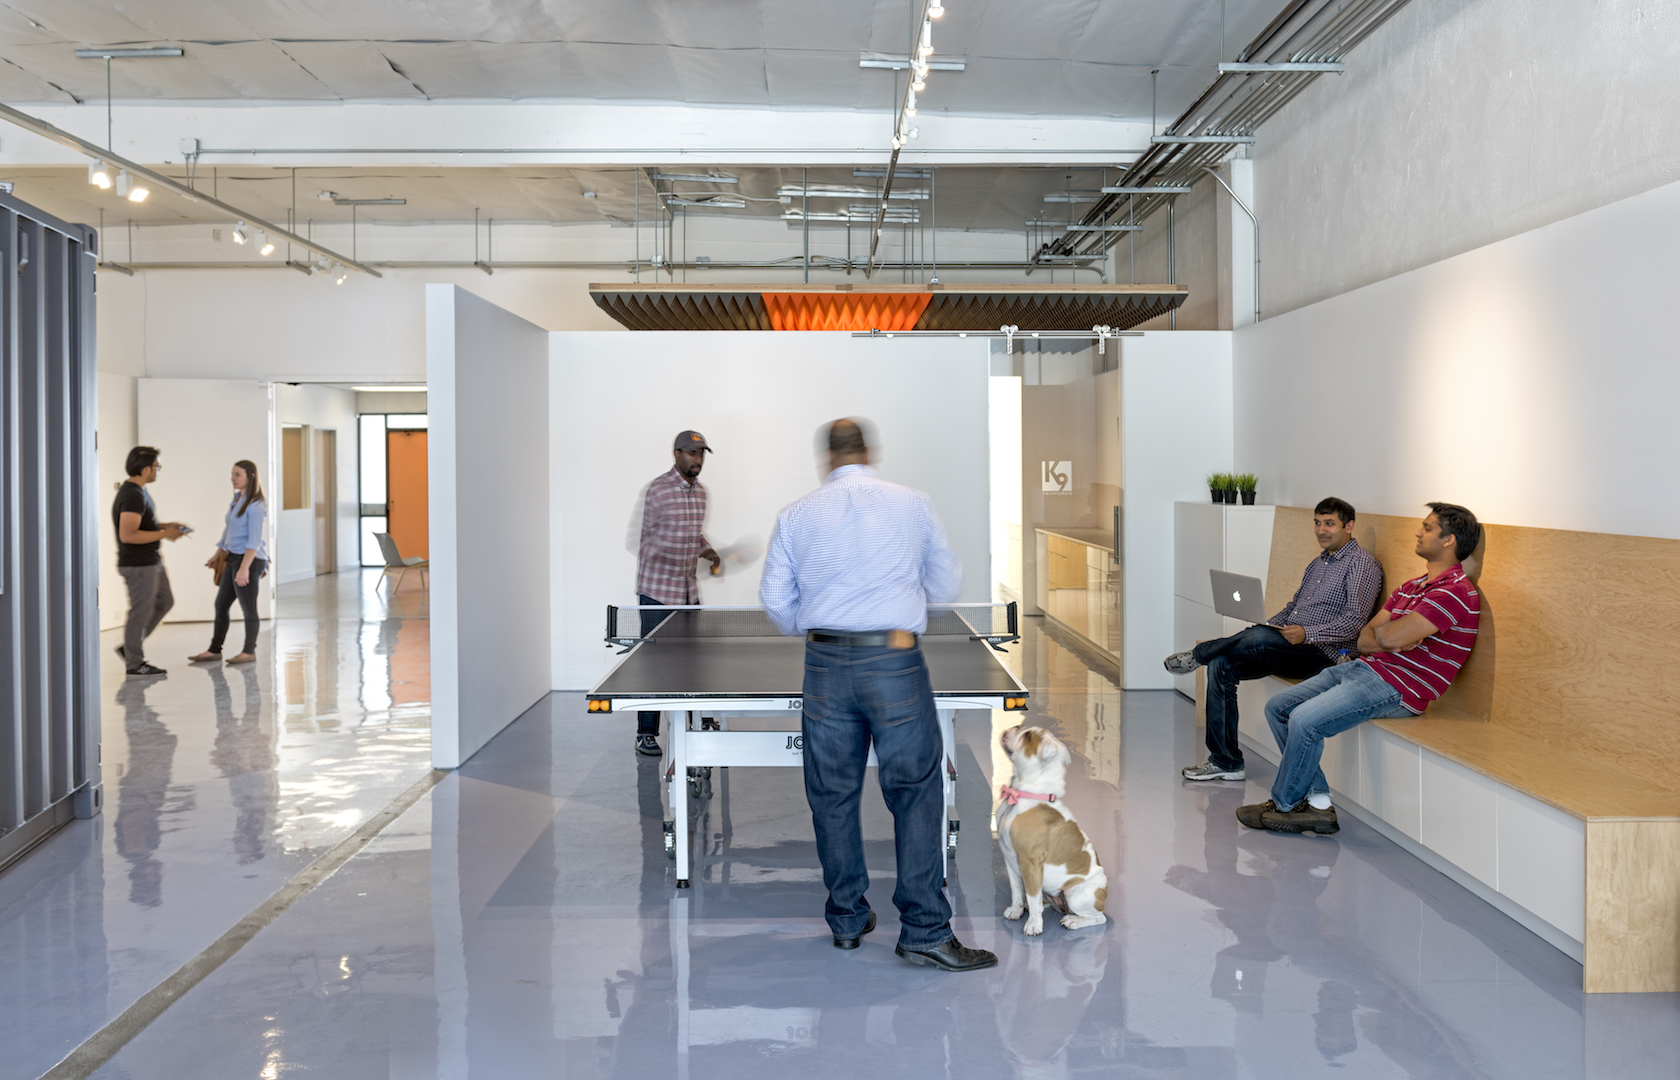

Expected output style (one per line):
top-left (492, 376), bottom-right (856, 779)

top-left (1232, 591), bottom-right (1242, 602)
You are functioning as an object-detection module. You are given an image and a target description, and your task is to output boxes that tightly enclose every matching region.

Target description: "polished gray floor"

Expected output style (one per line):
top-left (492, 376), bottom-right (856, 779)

top-left (5, 584), bottom-right (1679, 1079)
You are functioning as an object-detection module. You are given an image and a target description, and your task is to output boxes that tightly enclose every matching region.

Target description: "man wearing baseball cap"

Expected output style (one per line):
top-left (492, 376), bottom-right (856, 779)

top-left (632, 430), bottom-right (722, 755)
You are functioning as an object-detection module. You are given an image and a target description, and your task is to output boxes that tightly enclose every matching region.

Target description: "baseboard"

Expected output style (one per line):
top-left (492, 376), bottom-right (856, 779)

top-left (1236, 731), bottom-right (1585, 964)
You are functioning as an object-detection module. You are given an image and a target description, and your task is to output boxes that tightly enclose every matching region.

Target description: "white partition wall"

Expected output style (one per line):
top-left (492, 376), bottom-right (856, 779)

top-left (136, 378), bottom-right (275, 625)
top-left (427, 285), bottom-right (551, 769)
top-left (1119, 331), bottom-right (1234, 689)
top-left (549, 332), bottom-right (992, 691)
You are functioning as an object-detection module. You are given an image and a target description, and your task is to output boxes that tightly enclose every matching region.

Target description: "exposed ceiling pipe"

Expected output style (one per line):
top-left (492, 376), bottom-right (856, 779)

top-left (1035, 0), bottom-right (1418, 274)
top-left (95, 257), bottom-right (1110, 276)
top-left (0, 101), bottom-right (381, 277)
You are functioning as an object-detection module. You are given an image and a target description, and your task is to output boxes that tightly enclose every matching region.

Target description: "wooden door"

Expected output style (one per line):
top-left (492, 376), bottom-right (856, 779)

top-left (386, 430), bottom-right (428, 560)
top-left (313, 429), bottom-right (336, 575)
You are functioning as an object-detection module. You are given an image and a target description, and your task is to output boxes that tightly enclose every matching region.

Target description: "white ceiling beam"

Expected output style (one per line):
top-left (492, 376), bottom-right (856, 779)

top-left (0, 102), bottom-right (1152, 169)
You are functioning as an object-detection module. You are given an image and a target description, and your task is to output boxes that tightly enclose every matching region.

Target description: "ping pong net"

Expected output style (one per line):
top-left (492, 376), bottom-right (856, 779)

top-left (606, 602), bottom-right (1019, 652)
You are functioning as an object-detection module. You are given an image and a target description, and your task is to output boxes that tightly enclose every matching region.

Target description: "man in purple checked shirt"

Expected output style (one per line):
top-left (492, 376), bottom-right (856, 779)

top-left (1163, 496), bottom-right (1384, 784)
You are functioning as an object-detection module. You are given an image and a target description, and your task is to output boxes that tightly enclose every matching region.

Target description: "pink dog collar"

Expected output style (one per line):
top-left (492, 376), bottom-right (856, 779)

top-left (999, 784), bottom-right (1055, 805)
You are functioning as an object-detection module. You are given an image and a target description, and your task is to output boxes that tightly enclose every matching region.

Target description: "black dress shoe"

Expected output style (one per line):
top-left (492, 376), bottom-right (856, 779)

top-left (833, 910), bottom-right (877, 950)
top-left (895, 937), bottom-right (998, 972)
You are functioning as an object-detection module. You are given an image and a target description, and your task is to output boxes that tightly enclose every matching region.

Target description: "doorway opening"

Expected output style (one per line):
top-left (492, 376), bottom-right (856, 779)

top-left (359, 413), bottom-right (429, 566)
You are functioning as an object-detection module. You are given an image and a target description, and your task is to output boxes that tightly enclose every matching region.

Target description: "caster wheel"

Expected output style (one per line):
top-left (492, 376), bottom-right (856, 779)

top-left (676, 879), bottom-right (691, 889)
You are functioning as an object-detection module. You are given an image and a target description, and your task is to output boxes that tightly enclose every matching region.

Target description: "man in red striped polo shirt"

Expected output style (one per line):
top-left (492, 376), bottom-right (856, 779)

top-left (1238, 503), bottom-right (1482, 835)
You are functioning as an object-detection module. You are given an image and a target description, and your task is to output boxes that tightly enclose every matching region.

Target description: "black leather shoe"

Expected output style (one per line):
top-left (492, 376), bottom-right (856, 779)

top-left (895, 937), bottom-right (998, 972)
top-left (833, 910), bottom-right (877, 950)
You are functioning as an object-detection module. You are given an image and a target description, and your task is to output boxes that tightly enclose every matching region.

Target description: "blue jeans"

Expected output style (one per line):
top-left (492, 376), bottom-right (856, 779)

top-left (1264, 660), bottom-right (1413, 811)
top-left (801, 641), bottom-right (951, 950)
top-left (1192, 624), bottom-right (1332, 771)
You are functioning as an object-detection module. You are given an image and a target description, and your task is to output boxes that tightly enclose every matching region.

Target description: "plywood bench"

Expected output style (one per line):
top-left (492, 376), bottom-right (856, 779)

top-left (1233, 507), bottom-right (1680, 994)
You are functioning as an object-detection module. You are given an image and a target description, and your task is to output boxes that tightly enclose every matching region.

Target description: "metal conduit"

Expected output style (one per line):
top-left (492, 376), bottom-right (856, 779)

top-left (1035, 0), bottom-right (1418, 278)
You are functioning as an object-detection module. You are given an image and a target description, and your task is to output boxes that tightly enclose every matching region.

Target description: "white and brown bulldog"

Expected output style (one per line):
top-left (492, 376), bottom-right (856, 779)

top-left (996, 725), bottom-right (1109, 936)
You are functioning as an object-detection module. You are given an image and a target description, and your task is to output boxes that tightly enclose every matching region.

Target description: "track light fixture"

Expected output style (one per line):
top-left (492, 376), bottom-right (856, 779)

top-left (334, 264), bottom-right (348, 285)
top-left (88, 160), bottom-right (112, 189)
top-left (919, 22), bottom-right (933, 57)
top-left (258, 230), bottom-right (274, 256)
top-left (115, 170), bottom-right (147, 202)
top-left (232, 221), bottom-right (248, 245)
top-left (929, 2), bottom-right (945, 17)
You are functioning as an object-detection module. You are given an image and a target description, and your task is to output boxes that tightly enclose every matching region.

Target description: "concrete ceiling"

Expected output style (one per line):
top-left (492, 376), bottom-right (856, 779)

top-left (2, 163), bottom-right (1149, 234)
top-left (0, 0), bottom-right (1278, 120)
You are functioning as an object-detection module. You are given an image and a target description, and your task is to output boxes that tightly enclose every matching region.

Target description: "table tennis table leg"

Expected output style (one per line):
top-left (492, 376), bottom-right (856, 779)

top-left (939, 708), bottom-right (958, 883)
top-left (673, 710), bottom-right (691, 888)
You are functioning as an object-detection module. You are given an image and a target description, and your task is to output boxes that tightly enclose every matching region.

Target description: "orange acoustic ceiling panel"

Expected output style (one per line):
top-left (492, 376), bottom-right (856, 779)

top-left (589, 284), bottom-right (1190, 331)
top-left (762, 291), bottom-right (932, 331)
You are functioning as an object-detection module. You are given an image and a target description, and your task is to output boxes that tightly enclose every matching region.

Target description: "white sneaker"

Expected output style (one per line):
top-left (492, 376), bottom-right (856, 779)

top-left (1163, 651), bottom-right (1200, 675)
top-left (1182, 760), bottom-right (1245, 781)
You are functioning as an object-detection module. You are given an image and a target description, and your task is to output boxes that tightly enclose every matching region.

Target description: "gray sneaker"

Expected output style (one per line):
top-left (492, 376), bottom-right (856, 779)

top-left (1163, 651), bottom-right (1200, 675)
top-left (1182, 760), bottom-right (1245, 781)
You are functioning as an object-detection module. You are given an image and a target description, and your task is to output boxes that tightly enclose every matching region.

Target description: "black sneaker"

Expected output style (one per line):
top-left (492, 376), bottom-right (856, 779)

top-left (126, 662), bottom-right (167, 678)
top-left (635, 734), bottom-right (661, 756)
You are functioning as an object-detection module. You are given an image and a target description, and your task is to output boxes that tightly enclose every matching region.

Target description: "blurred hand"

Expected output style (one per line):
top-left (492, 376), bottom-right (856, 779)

top-left (162, 523), bottom-right (186, 541)
top-left (1280, 624), bottom-right (1306, 645)
top-left (235, 567), bottom-right (250, 587)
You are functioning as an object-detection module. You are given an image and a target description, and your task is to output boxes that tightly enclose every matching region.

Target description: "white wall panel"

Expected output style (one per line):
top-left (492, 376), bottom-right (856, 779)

top-left (275, 510), bottom-right (315, 585)
top-left (1172, 501), bottom-right (1224, 607)
top-left (135, 378), bottom-right (274, 626)
top-left (1235, 176), bottom-right (1680, 542)
top-left (1121, 332), bottom-right (1232, 689)
top-left (427, 285), bottom-right (551, 769)
top-left (1420, 751), bottom-right (1500, 891)
top-left (1222, 506), bottom-right (1275, 585)
top-left (1498, 790), bottom-right (1587, 943)
top-left (549, 332), bottom-right (991, 691)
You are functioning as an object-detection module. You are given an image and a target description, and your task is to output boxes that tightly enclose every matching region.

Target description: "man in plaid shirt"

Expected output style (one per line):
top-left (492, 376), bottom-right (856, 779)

top-left (1163, 497), bottom-right (1384, 782)
top-left (633, 430), bottom-right (722, 755)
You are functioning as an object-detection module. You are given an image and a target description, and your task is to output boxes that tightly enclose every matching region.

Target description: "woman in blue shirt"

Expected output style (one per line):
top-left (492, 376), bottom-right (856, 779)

top-left (189, 459), bottom-right (269, 664)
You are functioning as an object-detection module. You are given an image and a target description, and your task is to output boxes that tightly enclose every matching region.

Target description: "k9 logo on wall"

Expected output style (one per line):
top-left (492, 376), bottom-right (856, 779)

top-left (1041, 461), bottom-right (1072, 493)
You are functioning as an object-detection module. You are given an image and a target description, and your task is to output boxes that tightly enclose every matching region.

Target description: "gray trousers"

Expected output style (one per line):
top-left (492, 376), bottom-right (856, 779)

top-left (118, 564), bottom-right (174, 665)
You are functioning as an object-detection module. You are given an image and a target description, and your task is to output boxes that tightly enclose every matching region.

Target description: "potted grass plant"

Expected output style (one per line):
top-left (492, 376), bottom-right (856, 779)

top-left (1207, 472), bottom-right (1228, 504)
top-left (1236, 472), bottom-right (1258, 505)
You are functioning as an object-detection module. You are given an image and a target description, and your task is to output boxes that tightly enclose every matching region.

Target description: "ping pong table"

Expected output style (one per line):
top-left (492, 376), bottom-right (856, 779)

top-left (586, 604), bottom-right (1028, 889)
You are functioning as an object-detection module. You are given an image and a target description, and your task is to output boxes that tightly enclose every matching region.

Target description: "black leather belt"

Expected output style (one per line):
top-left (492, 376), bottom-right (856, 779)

top-left (806, 629), bottom-right (919, 649)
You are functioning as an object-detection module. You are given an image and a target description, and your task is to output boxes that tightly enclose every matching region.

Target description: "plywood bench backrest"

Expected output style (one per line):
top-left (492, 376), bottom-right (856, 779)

top-left (1267, 506), bottom-right (1680, 795)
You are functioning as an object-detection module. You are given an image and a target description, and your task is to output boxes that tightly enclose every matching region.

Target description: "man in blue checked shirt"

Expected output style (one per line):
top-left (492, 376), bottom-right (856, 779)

top-left (1163, 497), bottom-right (1384, 783)
top-left (760, 418), bottom-right (996, 973)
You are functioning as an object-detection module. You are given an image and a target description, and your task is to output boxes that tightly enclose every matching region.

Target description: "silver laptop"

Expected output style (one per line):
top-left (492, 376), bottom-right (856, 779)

top-left (1210, 570), bottom-right (1267, 623)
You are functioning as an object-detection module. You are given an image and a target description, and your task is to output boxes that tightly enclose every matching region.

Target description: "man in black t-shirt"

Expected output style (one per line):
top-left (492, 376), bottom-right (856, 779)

top-left (113, 446), bottom-right (187, 676)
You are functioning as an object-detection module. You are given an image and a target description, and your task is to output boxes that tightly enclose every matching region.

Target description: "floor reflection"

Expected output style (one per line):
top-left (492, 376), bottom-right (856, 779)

top-left (112, 677), bottom-right (177, 909)
top-left (0, 569), bottom-right (434, 1080)
top-left (47, 619), bottom-right (1680, 1079)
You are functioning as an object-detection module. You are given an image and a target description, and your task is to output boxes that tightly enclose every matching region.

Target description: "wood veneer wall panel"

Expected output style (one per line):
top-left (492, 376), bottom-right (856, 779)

top-left (1584, 819), bottom-right (1680, 993)
top-left (1477, 526), bottom-right (1680, 790)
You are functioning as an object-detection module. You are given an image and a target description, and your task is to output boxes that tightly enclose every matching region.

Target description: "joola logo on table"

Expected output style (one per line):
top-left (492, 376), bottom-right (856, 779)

top-left (785, 735), bottom-right (804, 751)
top-left (1042, 461), bottom-right (1072, 493)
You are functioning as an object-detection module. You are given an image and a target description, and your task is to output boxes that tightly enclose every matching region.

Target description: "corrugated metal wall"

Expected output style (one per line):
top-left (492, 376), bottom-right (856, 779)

top-left (0, 189), bottom-right (101, 873)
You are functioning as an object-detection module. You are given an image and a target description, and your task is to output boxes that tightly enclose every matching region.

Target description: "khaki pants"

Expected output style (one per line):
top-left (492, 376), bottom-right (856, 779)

top-left (118, 563), bottom-right (174, 665)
